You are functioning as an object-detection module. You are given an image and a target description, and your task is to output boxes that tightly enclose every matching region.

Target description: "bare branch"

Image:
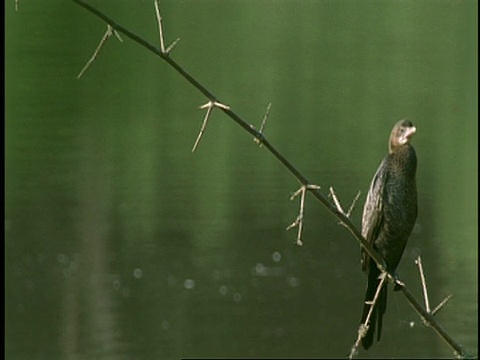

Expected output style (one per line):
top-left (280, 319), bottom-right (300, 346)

top-left (71, 2), bottom-right (469, 357)
top-left (395, 280), bottom-right (466, 357)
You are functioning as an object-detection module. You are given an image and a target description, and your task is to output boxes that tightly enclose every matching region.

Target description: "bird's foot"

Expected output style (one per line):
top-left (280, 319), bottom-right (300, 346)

top-left (393, 273), bottom-right (404, 291)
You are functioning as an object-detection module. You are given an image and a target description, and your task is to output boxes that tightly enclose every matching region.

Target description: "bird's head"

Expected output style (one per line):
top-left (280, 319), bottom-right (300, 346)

top-left (389, 119), bottom-right (416, 154)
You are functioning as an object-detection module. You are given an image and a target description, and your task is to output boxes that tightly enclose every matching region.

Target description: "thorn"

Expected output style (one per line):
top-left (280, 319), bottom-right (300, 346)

top-left (431, 294), bottom-right (453, 316)
top-left (346, 190), bottom-right (361, 217)
top-left (154, 0), bottom-right (166, 53)
top-left (192, 102), bottom-right (214, 153)
top-left (165, 37), bottom-right (181, 54)
top-left (113, 30), bottom-right (123, 42)
top-left (415, 255), bottom-right (431, 313)
top-left (192, 100), bottom-right (230, 152)
top-left (77, 25), bottom-right (121, 79)
top-left (254, 103), bottom-right (272, 146)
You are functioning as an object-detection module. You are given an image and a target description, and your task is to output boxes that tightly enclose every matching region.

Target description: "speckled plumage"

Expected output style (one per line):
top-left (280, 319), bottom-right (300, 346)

top-left (360, 119), bottom-right (418, 350)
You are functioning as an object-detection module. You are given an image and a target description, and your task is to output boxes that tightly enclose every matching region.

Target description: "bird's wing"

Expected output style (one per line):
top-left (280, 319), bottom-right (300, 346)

top-left (361, 158), bottom-right (388, 273)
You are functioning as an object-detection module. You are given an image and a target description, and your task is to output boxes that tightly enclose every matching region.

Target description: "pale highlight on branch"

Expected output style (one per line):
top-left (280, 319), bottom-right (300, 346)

top-left (329, 187), bottom-right (361, 227)
top-left (154, 0), bottom-right (180, 55)
top-left (415, 255), bottom-right (452, 318)
top-left (192, 101), bottom-right (230, 153)
top-left (77, 25), bottom-right (123, 79)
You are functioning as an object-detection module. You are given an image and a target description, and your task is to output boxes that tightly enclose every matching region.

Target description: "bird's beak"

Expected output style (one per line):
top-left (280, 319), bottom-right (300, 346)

top-left (405, 126), bottom-right (416, 139)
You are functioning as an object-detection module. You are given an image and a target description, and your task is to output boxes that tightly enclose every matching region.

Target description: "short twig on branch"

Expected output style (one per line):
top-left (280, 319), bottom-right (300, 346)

top-left (77, 25), bottom-right (123, 79)
top-left (154, 0), bottom-right (180, 55)
top-left (192, 100), bottom-right (230, 153)
top-left (254, 102), bottom-right (272, 147)
top-left (415, 255), bottom-right (431, 313)
top-left (415, 255), bottom-right (452, 318)
top-left (431, 294), bottom-right (453, 316)
top-left (329, 187), bottom-right (361, 227)
top-left (287, 184), bottom-right (321, 246)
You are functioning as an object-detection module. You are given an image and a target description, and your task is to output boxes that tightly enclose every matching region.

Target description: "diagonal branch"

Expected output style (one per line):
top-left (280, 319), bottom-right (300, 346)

top-left (71, 2), bottom-right (469, 357)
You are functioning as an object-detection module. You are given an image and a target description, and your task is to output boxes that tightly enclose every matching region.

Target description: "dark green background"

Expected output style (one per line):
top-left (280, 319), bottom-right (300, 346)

top-left (6, 1), bottom-right (477, 359)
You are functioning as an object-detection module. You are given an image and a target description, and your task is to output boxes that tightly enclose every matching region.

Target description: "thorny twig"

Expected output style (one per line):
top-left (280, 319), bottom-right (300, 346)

top-left (287, 184), bottom-right (321, 246)
top-left (415, 255), bottom-right (431, 313)
top-left (192, 101), bottom-right (230, 153)
top-left (154, 0), bottom-right (180, 55)
top-left (431, 294), bottom-right (453, 316)
top-left (329, 187), bottom-right (361, 227)
top-left (254, 102), bottom-right (272, 147)
top-left (415, 256), bottom-right (452, 318)
top-left (77, 25), bottom-right (123, 79)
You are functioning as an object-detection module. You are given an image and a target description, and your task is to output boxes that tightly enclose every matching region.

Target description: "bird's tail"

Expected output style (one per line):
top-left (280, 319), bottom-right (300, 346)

top-left (361, 263), bottom-right (388, 350)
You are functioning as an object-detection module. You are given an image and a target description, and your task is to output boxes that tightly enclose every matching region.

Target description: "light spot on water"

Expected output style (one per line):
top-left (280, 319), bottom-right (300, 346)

top-left (233, 292), bottom-right (242, 302)
top-left (254, 263), bottom-right (265, 276)
top-left (286, 275), bottom-right (300, 287)
top-left (161, 320), bottom-right (170, 330)
top-left (219, 285), bottom-right (228, 295)
top-left (133, 268), bottom-right (143, 279)
top-left (183, 278), bottom-right (196, 289)
top-left (57, 254), bottom-right (68, 265)
top-left (113, 279), bottom-right (121, 290)
top-left (272, 251), bottom-right (282, 262)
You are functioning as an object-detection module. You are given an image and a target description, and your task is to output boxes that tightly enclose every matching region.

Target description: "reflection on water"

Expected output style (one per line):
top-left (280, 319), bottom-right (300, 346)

top-left (6, 1), bottom-right (477, 359)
